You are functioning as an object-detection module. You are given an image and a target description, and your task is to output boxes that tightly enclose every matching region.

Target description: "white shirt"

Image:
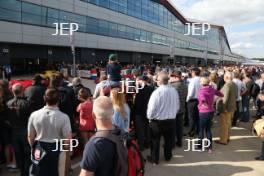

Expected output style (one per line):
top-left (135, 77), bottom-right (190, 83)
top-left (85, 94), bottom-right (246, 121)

top-left (28, 106), bottom-right (72, 143)
top-left (93, 80), bottom-right (107, 99)
top-left (233, 78), bottom-right (246, 101)
top-left (147, 85), bottom-right (179, 120)
top-left (186, 76), bottom-right (201, 102)
top-left (256, 79), bottom-right (264, 90)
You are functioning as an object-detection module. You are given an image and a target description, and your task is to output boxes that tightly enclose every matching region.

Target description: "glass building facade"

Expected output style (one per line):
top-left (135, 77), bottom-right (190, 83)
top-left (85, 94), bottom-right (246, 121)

top-left (0, 0), bottom-right (222, 54)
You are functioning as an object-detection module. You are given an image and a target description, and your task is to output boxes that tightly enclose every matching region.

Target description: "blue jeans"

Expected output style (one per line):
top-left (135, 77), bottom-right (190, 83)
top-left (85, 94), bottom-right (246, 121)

top-left (198, 112), bottom-right (214, 150)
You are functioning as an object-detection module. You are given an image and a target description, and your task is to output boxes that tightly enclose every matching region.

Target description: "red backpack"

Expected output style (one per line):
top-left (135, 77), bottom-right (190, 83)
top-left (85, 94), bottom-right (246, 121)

top-left (92, 129), bottom-right (145, 176)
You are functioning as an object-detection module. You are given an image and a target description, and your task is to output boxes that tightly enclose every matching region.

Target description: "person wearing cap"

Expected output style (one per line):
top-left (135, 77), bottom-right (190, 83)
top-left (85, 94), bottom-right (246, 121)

top-left (106, 54), bottom-right (121, 86)
top-left (170, 71), bottom-right (188, 147)
top-left (134, 75), bottom-right (155, 150)
top-left (25, 74), bottom-right (46, 112)
top-left (7, 84), bottom-right (31, 176)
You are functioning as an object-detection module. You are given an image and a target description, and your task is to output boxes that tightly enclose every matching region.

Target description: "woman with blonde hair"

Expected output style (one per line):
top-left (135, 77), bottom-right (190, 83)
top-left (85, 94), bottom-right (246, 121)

top-left (110, 88), bottom-right (130, 132)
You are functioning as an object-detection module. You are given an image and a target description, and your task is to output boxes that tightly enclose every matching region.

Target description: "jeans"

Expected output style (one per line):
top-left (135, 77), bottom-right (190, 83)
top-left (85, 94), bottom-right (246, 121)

top-left (187, 99), bottom-right (199, 135)
top-left (241, 96), bottom-right (250, 122)
top-left (149, 119), bottom-right (175, 163)
top-left (198, 112), bottom-right (214, 150)
top-left (12, 129), bottom-right (31, 176)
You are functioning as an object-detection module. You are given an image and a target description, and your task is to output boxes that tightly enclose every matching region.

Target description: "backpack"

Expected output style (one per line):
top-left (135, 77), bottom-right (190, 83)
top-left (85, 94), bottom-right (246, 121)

top-left (92, 129), bottom-right (145, 176)
top-left (251, 83), bottom-right (260, 98)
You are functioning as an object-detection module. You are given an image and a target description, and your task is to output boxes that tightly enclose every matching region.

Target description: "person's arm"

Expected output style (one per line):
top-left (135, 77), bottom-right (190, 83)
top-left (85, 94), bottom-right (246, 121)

top-left (62, 115), bottom-right (72, 150)
top-left (186, 79), bottom-right (194, 102)
top-left (147, 90), bottom-right (158, 119)
top-left (222, 85), bottom-right (230, 111)
top-left (215, 89), bottom-right (224, 97)
top-left (27, 115), bottom-right (36, 147)
top-left (79, 169), bottom-right (94, 176)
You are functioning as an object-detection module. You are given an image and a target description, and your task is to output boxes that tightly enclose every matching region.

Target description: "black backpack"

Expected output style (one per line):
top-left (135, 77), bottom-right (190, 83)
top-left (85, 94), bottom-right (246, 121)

top-left (251, 83), bottom-right (260, 98)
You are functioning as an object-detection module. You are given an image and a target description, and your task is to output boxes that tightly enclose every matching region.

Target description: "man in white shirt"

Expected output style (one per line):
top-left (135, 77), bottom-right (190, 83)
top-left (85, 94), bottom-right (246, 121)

top-left (186, 68), bottom-right (201, 137)
top-left (232, 72), bottom-right (247, 126)
top-left (147, 71), bottom-right (179, 164)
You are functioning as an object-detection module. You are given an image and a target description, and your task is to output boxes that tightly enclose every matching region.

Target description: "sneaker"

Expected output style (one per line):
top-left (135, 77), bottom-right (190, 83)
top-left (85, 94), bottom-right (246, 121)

top-left (147, 156), bottom-right (158, 165)
top-left (6, 164), bottom-right (17, 169)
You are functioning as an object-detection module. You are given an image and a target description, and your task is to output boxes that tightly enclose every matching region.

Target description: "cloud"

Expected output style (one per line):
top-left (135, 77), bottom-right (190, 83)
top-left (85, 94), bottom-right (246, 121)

top-left (171, 0), bottom-right (264, 58)
top-left (181, 0), bottom-right (264, 26)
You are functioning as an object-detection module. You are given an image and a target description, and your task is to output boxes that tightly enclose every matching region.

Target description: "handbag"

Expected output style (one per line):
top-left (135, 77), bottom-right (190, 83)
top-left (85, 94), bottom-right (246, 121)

top-left (31, 141), bottom-right (47, 165)
top-left (253, 118), bottom-right (264, 139)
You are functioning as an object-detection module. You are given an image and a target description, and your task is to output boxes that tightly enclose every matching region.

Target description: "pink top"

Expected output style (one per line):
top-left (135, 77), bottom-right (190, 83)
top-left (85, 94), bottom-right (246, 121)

top-left (198, 85), bottom-right (223, 113)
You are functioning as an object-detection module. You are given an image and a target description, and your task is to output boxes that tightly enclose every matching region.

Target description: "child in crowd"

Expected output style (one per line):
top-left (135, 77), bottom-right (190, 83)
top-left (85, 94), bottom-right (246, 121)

top-left (77, 88), bottom-right (95, 146)
top-left (256, 91), bottom-right (264, 119)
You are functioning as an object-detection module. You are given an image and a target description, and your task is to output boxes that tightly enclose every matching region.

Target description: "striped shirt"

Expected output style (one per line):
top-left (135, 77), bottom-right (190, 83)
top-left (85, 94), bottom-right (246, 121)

top-left (147, 85), bottom-right (179, 120)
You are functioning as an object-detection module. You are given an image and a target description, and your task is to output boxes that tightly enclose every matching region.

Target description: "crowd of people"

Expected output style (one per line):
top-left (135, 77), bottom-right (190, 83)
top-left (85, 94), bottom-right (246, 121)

top-left (0, 54), bottom-right (264, 176)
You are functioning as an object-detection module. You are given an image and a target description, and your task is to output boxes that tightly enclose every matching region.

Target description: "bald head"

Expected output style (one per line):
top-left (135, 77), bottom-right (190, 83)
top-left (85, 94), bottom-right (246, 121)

top-left (12, 84), bottom-right (23, 97)
top-left (93, 96), bottom-right (113, 120)
top-left (224, 71), bottom-right (234, 81)
top-left (157, 71), bottom-right (169, 85)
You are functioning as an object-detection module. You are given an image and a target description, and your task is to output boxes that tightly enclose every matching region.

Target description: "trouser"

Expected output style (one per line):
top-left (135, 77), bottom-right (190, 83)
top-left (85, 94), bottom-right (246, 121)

top-left (241, 96), bottom-right (250, 122)
top-left (232, 101), bottom-right (240, 126)
top-left (220, 112), bottom-right (234, 144)
top-left (149, 119), bottom-right (175, 163)
top-left (12, 129), bottom-right (31, 176)
top-left (187, 99), bottom-right (199, 135)
top-left (135, 115), bottom-right (150, 150)
top-left (31, 142), bottom-right (60, 176)
top-left (175, 113), bottom-right (183, 146)
top-left (198, 112), bottom-right (214, 149)
top-left (260, 141), bottom-right (264, 159)
top-left (184, 102), bottom-right (189, 126)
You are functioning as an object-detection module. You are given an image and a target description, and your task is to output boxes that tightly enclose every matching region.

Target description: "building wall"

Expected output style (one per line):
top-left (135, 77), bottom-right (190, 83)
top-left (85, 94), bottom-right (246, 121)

top-left (0, 0), bottom-right (243, 63)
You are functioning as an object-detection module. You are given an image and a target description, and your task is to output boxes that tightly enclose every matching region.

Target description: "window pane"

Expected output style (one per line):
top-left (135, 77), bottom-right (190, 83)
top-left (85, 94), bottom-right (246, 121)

top-left (47, 8), bottom-right (59, 27)
top-left (86, 17), bottom-right (98, 34)
top-left (140, 30), bottom-right (147, 42)
top-left (118, 0), bottom-right (127, 14)
top-left (88, 0), bottom-right (98, 5)
top-left (126, 26), bottom-right (134, 40)
top-left (109, 22), bottom-right (118, 37)
top-left (134, 28), bottom-right (140, 41)
top-left (22, 2), bottom-right (42, 25)
top-left (118, 24), bottom-right (126, 38)
top-left (146, 31), bottom-right (152, 43)
top-left (109, 0), bottom-right (118, 11)
top-left (98, 20), bottom-right (109, 35)
top-left (0, 0), bottom-right (21, 22)
top-left (98, 0), bottom-right (109, 8)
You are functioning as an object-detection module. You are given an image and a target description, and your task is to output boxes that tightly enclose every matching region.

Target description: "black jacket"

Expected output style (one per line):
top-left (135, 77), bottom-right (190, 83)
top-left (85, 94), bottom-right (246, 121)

top-left (134, 85), bottom-right (154, 118)
top-left (7, 97), bottom-right (31, 129)
top-left (25, 84), bottom-right (46, 112)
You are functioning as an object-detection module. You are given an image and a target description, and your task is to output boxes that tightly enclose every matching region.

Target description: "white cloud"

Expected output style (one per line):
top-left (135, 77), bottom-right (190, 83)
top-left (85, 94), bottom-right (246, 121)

top-left (171, 0), bottom-right (264, 58)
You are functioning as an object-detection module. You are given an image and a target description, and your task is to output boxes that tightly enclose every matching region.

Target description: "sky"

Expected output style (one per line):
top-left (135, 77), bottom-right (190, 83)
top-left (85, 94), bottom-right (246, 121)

top-left (171, 0), bottom-right (264, 58)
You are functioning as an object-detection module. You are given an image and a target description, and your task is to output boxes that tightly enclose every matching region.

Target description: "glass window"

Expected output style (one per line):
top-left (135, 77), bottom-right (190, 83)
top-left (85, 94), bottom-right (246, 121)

top-left (98, 20), bottom-right (109, 35)
top-left (118, 24), bottom-right (126, 38)
top-left (146, 31), bottom-right (152, 43)
top-left (118, 0), bottom-right (127, 14)
top-left (86, 17), bottom-right (98, 34)
top-left (88, 0), bottom-right (98, 5)
top-left (140, 30), bottom-right (147, 42)
top-left (47, 8), bottom-right (59, 27)
top-left (163, 8), bottom-right (168, 28)
top-left (158, 4), bottom-right (163, 26)
top-left (0, 0), bottom-right (21, 22)
top-left (109, 22), bottom-right (118, 37)
top-left (153, 2), bottom-right (159, 24)
top-left (127, 0), bottom-right (134, 17)
top-left (98, 0), bottom-right (109, 8)
top-left (126, 26), bottom-right (134, 40)
top-left (109, 0), bottom-right (118, 11)
top-left (134, 28), bottom-right (140, 41)
top-left (147, 1), bottom-right (154, 23)
top-left (142, 0), bottom-right (148, 20)
top-left (134, 0), bottom-right (141, 18)
top-left (41, 7), bottom-right (47, 26)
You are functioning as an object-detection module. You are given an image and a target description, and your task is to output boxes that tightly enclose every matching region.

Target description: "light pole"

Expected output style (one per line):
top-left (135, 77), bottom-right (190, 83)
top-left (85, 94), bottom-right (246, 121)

top-left (70, 33), bottom-right (76, 77)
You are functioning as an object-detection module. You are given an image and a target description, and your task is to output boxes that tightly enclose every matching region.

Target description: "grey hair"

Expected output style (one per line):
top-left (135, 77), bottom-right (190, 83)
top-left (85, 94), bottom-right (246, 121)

top-left (12, 84), bottom-right (23, 96)
top-left (93, 96), bottom-right (113, 120)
